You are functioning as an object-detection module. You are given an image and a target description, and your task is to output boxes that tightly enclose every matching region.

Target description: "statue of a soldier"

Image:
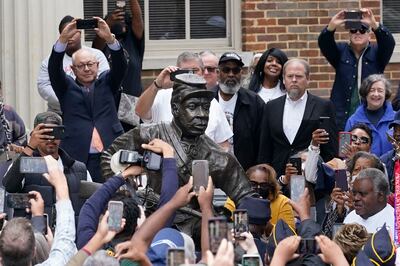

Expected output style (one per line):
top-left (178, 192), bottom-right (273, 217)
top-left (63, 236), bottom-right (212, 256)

top-left (101, 74), bottom-right (255, 240)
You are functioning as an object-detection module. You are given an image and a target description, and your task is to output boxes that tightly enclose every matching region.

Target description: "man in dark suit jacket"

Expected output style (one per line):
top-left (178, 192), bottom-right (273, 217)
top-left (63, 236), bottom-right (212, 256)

top-left (48, 17), bottom-right (127, 182)
top-left (258, 58), bottom-right (338, 178)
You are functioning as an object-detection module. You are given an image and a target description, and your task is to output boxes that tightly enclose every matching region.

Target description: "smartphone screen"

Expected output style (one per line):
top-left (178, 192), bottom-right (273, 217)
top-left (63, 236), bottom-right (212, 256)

top-left (0, 187), bottom-right (5, 213)
top-left (192, 160), bottom-right (209, 194)
top-left (166, 248), bottom-right (185, 266)
top-left (242, 255), bottom-right (262, 266)
top-left (233, 209), bottom-right (248, 240)
top-left (20, 157), bottom-right (48, 174)
top-left (338, 132), bottom-right (351, 158)
top-left (335, 169), bottom-right (348, 191)
top-left (208, 217), bottom-right (228, 254)
top-left (43, 214), bottom-right (49, 235)
top-left (297, 238), bottom-right (320, 254)
top-left (290, 175), bottom-right (305, 203)
top-left (108, 201), bottom-right (124, 231)
top-left (6, 193), bottom-right (33, 209)
top-left (288, 157), bottom-right (302, 175)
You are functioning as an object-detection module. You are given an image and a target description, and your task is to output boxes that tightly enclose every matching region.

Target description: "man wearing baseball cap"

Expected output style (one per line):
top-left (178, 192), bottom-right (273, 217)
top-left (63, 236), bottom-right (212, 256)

top-left (213, 51), bottom-right (265, 170)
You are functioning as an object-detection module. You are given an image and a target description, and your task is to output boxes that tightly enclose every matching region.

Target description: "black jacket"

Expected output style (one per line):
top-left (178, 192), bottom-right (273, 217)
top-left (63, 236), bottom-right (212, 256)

top-left (2, 149), bottom-right (87, 226)
top-left (214, 86), bottom-right (265, 171)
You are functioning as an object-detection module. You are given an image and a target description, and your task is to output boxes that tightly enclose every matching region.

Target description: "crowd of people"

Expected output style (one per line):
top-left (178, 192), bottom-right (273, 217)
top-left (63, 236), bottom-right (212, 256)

top-left (0, 2), bottom-right (399, 265)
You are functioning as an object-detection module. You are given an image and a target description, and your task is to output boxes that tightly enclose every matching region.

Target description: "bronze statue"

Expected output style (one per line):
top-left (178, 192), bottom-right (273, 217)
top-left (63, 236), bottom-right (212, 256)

top-left (101, 73), bottom-right (254, 235)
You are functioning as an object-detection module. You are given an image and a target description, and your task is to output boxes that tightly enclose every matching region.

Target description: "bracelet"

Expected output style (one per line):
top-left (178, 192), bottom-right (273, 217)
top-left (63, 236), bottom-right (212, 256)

top-left (26, 144), bottom-right (35, 151)
top-left (81, 247), bottom-right (92, 256)
top-left (153, 80), bottom-right (162, 89)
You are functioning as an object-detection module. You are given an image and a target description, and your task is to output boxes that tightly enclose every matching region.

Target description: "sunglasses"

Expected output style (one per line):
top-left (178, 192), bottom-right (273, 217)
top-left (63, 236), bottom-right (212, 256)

top-left (250, 181), bottom-right (271, 189)
top-left (220, 66), bottom-right (241, 74)
top-left (351, 135), bottom-right (370, 144)
top-left (350, 28), bottom-right (369, 34)
top-left (204, 66), bottom-right (217, 73)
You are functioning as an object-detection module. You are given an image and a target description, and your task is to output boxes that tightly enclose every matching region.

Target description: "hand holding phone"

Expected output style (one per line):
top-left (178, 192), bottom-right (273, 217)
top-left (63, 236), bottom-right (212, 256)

top-left (338, 132), bottom-right (352, 158)
top-left (288, 157), bottom-right (302, 175)
top-left (44, 125), bottom-right (65, 140)
top-left (192, 160), bottom-right (209, 194)
top-left (297, 238), bottom-right (320, 255)
top-left (108, 201), bottom-right (124, 231)
top-left (6, 193), bottom-right (34, 209)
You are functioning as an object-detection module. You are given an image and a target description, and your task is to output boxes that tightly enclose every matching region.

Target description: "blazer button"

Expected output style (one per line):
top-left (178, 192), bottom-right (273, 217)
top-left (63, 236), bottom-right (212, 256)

top-left (346, 60), bottom-right (349, 63)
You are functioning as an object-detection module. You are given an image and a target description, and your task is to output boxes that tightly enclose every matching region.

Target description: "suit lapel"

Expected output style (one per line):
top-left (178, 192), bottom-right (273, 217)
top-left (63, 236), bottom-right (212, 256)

top-left (276, 95), bottom-right (290, 145)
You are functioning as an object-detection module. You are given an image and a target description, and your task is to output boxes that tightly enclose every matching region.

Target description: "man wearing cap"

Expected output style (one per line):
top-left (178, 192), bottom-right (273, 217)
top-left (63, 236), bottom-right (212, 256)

top-left (48, 17), bottom-right (127, 182)
top-left (102, 74), bottom-right (254, 240)
top-left (214, 52), bottom-right (265, 171)
top-left (2, 111), bottom-right (91, 226)
top-left (135, 51), bottom-right (232, 151)
top-left (318, 8), bottom-right (395, 130)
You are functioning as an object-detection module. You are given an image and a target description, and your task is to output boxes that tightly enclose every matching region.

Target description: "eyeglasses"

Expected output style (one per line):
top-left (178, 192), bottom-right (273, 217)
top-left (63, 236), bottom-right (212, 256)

top-left (350, 28), bottom-right (369, 34)
top-left (73, 62), bottom-right (98, 71)
top-left (220, 66), bottom-right (241, 74)
top-left (204, 66), bottom-right (217, 73)
top-left (351, 135), bottom-right (370, 144)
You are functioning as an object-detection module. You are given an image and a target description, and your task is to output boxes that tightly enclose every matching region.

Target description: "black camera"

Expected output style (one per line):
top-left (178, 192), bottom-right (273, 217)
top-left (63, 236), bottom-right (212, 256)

top-left (119, 150), bottom-right (162, 171)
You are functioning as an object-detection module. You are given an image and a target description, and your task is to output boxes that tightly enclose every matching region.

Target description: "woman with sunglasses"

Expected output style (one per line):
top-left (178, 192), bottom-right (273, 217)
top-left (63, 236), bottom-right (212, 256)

top-left (318, 8), bottom-right (395, 131)
top-left (344, 74), bottom-right (395, 157)
top-left (248, 48), bottom-right (288, 103)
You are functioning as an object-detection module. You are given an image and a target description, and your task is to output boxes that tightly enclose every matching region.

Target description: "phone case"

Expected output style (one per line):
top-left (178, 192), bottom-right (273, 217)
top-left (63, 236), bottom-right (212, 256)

top-left (20, 157), bottom-right (48, 174)
top-left (192, 160), bottom-right (209, 193)
top-left (338, 132), bottom-right (352, 158)
top-left (108, 201), bottom-right (124, 231)
top-left (335, 169), bottom-right (348, 191)
top-left (290, 175), bottom-right (305, 203)
top-left (288, 157), bottom-right (302, 175)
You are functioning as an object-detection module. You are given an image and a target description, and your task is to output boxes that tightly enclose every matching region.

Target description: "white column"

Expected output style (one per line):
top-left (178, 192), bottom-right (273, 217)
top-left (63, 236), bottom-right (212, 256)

top-left (0, 0), bottom-right (83, 128)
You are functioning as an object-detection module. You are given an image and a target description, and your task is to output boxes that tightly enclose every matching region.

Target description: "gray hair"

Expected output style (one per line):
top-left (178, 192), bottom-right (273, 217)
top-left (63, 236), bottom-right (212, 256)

top-left (176, 51), bottom-right (203, 69)
top-left (199, 50), bottom-right (217, 57)
top-left (283, 58), bottom-right (310, 78)
top-left (359, 74), bottom-right (392, 101)
top-left (356, 168), bottom-right (389, 196)
top-left (83, 250), bottom-right (119, 266)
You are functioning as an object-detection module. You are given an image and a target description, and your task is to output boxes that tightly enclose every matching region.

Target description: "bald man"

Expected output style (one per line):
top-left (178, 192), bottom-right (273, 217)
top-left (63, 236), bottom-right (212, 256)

top-left (48, 17), bottom-right (127, 182)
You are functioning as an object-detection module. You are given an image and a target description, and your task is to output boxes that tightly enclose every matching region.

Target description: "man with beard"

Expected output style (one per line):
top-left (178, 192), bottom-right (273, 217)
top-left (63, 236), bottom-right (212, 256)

top-left (101, 74), bottom-right (255, 245)
top-left (214, 52), bottom-right (265, 170)
top-left (258, 58), bottom-right (338, 177)
top-left (37, 15), bottom-right (109, 114)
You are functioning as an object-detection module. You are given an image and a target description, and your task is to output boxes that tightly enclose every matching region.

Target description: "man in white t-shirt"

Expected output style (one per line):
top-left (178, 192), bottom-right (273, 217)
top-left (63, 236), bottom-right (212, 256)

top-left (135, 52), bottom-right (232, 150)
top-left (344, 168), bottom-right (394, 237)
top-left (37, 15), bottom-right (109, 114)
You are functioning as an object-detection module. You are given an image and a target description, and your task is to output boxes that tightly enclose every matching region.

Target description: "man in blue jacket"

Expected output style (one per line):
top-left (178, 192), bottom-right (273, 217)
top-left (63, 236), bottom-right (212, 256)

top-left (318, 8), bottom-right (395, 130)
top-left (48, 17), bottom-right (127, 182)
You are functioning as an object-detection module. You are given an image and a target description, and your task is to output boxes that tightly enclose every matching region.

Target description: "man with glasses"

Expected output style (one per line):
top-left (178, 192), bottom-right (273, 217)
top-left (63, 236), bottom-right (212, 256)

top-left (48, 17), bottom-right (127, 182)
top-left (318, 8), bottom-right (395, 130)
top-left (215, 52), bottom-right (265, 170)
top-left (199, 50), bottom-right (219, 90)
top-left (343, 168), bottom-right (394, 237)
top-left (135, 51), bottom-right (232, 150)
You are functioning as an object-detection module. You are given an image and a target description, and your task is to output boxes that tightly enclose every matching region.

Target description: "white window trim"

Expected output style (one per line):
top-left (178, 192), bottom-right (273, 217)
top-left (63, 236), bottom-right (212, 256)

top-left (85, 0), bottom-right (245, 69)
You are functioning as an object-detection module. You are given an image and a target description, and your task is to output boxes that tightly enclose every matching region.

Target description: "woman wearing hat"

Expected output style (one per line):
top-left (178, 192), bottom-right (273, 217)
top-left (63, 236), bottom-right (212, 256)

top-left (248, 48), bottom-right (288, 103)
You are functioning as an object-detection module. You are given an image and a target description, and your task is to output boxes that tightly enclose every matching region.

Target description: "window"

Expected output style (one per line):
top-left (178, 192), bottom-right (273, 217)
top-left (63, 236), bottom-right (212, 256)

top-left (382, 0), bottom-right (400, 34)
top-left (83, 0), bottom-right (240, 53)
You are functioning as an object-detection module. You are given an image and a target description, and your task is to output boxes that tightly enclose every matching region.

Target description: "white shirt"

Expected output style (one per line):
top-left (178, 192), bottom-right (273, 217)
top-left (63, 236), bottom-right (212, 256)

top-left (218, 92), bottom-right (237, 149)
top-left (283, 92), bottom-right (308, 144)
top-left (344, 204), bottom-right (395, 238)
top-left (37, 46), bottom-right (110, 113)
top-left (257, 81), bottom-right (285, 103)
top-left (142, 88), bottom-right (233, 144)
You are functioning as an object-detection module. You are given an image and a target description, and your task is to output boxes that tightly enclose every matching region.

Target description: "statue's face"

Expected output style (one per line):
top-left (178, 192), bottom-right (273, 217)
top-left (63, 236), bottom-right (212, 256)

top-left (174, 97), bottom-right (211, 137)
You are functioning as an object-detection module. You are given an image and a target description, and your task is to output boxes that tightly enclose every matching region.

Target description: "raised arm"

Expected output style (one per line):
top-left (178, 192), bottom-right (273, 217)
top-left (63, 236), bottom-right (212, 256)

top-left (130, 0), bottom-right (144, 40)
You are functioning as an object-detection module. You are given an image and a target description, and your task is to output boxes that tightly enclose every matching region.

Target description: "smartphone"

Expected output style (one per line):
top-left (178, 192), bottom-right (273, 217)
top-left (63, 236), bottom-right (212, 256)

top-left (42, 214), bottom-right (49, 235)
top-left (6, 193), bottom-right (33, 209)
top-left (297, 238), bottom-right (320, 254)
top-left (338, 132), bottom-right (351, 158)
top-left (335, 169), bottom-right (348, 191)
top-left (208, 217), bottom-right (228, 254)
top-left (116, 0), bottom-right (126, 8)
top-left (288, 157), bottom-right (302, 175)
top-left (0, 187), bottom-right (5, 213)
top-left (170, 69), bottom-right (195, 81)
top-left (332, 223), bottom-right (344, 238)
top-left (344, 10), bottom-right (363, 30)
top-left (20, 157), bottom-right (48, 174)
top-left (290, 175), bottom-right (305, 203)
top-left (108, 201), bottom-right (124, 231)
top-left (166, 248), bottom-right (185, 266)
top-left (319, 116), bottom-right (330, 131)
top-left (44, 125), bottom-right (65, 140)
top-left (233, 209), bottom-right (249, 240)
top-left (242, 254), bottom-right (262, 266)
top-left (76, 18), bottom-right (98, 29)
top-left (192, 160), bottom-right (209, 194)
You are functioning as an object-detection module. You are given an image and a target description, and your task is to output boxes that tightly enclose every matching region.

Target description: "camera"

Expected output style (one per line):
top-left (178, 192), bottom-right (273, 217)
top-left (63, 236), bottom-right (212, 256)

top-left (119, 150), bottom-right (162, 171)
top-left (344, 10), bottom-right (363, 30)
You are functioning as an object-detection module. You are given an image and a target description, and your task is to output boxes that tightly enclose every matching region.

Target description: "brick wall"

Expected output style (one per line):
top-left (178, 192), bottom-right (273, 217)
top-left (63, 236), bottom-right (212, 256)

top-left (242, 0), bottom-right (400, 99)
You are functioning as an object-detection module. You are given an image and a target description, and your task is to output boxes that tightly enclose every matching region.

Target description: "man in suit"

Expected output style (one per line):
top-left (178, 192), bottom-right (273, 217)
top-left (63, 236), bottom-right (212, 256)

top-left (258, 58), bottom-right (338, 178)
top-left (48, 17), bottom-right (127, 182)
